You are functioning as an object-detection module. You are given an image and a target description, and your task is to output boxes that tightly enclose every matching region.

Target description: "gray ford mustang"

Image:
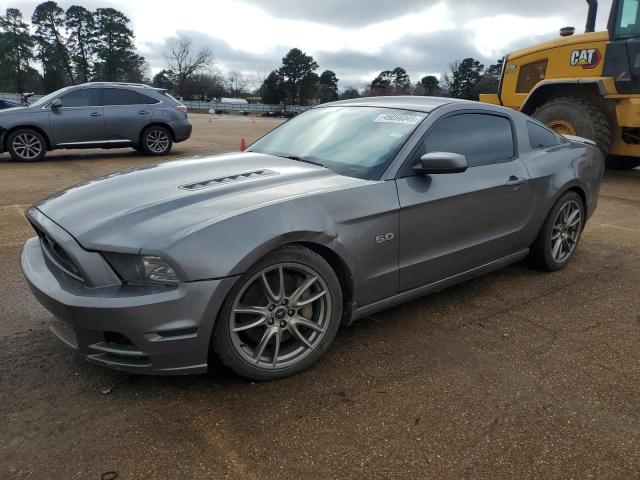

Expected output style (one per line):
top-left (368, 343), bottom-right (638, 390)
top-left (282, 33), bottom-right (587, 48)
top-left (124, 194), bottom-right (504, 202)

top-left (21, 96), bottom-right (604, 380)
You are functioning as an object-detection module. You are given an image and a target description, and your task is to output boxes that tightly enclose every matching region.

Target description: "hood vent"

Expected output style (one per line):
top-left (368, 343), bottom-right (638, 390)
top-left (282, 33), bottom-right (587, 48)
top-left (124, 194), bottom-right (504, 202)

top-left (179, 169), bottom-right (279, 191)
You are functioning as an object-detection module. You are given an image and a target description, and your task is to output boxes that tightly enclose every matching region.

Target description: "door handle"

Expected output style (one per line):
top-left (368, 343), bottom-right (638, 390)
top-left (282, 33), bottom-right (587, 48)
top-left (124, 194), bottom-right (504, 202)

top-left (138, 110), bottom-right (150, 115)
top-left (506, 176), bottom-right (526, 187)
top-left (89, 112), bottom-right (102, 117)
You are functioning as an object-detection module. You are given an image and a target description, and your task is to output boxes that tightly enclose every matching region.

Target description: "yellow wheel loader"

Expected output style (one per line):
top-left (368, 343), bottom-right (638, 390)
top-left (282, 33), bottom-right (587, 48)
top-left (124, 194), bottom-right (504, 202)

top-left (480, 0), bottom-right (640, 169)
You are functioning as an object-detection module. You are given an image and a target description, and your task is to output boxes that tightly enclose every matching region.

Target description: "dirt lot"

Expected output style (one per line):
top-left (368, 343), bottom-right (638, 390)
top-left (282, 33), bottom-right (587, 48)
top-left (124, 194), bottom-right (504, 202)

top-left (1, 113), bottom-right (639, 479)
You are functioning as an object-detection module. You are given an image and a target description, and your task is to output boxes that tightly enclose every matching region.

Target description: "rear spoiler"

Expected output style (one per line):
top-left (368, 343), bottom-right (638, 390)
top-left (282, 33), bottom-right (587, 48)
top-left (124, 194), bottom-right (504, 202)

top-left (562, 134), bottom-right (597, 147)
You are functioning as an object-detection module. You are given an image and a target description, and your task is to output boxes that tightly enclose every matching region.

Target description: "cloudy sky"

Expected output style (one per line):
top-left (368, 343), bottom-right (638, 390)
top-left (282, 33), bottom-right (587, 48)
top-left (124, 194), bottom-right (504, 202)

top-left (3, 0), bottom-right (613, 88)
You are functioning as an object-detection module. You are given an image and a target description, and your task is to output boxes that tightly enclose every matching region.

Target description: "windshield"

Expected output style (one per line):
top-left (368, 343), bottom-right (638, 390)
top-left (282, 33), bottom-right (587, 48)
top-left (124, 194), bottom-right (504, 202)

top-left (248, 106), bottom-right (427, 180)
top-left (614, 0), bottom-right (640, 38)
top-left (30, 86), bottom-right (72, 107)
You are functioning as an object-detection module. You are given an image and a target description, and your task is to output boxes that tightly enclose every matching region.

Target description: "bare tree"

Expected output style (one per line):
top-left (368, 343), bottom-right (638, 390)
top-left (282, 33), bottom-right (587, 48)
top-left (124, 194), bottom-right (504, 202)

top-left (166, 35), bottom-right (214, 98)
top-left (225, 70), bottom-right (248, 98)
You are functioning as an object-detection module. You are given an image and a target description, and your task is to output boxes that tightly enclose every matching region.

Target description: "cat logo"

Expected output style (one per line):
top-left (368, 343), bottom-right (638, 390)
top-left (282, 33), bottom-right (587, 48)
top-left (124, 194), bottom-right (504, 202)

top-left (570, 48), bottom-right (602, 69)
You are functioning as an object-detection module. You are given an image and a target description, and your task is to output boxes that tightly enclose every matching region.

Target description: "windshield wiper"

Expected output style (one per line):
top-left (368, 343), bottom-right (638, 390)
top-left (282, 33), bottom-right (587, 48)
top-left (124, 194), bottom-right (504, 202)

top-left (283, 155), bottom-right (325, 167)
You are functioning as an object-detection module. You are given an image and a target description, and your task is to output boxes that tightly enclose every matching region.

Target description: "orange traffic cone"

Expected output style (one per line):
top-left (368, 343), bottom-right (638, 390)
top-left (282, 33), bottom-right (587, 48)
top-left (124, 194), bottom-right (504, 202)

top-left (208, 116), bottom-right (212, 123)
top-left (240, 138), bottom-right (247, 151)
top-left (252, 117), bottom-right (256, 124)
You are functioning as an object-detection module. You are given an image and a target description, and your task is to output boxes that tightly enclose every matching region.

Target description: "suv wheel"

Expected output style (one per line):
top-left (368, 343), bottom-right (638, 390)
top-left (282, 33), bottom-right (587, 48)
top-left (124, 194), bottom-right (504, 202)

top-left (141, 126), bottom-right (172, 156)
top-left (213, 245), bottom-right (343, 380)
top-left (7, 129), bottom-right (47, 162)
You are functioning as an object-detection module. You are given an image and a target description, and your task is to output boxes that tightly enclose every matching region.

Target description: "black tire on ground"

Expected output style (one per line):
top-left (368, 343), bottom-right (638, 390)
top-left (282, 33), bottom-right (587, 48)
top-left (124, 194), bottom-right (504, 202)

top-left (532, 96), bottom-right (612, 155)
top-left (213, 245), bottom-right (343, 381)
top-left (140, 125), bottom-right (172, 156)
top-left (529, 191), bottom-right (586, 272)
top-left (605, 155), bottom-right (640, 170)
top-left (6, 128), bottom-right (47, 162)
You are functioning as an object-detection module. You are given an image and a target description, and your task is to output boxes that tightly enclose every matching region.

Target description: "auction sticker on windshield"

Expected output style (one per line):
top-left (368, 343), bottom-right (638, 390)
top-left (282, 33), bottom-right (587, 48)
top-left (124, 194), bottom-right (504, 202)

top-left (374, 113), bottom-right (425, 125)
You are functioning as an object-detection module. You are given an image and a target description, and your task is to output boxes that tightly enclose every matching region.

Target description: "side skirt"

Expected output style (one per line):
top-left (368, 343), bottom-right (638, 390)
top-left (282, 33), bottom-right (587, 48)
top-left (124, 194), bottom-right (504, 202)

top-left (351, 249), bottom-right (530, 322)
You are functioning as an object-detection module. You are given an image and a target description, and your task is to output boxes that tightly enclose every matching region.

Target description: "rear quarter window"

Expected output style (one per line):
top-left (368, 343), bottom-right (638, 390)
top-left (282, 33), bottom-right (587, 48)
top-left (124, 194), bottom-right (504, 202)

top-left (527, 121), bottom-right (560, 149)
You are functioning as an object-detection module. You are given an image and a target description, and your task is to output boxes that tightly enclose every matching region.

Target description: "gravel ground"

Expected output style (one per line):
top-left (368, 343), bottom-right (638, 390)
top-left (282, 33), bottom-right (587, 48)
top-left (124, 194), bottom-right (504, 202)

top-left (1, 113), bottom-right (639, 479)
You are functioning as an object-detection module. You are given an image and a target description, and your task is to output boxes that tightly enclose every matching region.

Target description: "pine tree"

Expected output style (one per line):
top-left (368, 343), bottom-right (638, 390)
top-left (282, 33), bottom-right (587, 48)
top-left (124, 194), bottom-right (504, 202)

top-left (65, 5), bottom-right (96, 83)
top-left (32, 1), bottom-right (74, 92)
top-left (93, 8), bottom-right (145, 82)
top-left (0, 8), bottom-right (36, 92)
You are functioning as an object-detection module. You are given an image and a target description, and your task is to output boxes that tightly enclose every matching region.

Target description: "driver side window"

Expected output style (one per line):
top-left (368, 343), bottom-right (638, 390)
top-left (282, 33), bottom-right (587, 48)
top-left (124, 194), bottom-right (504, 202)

top-left (412, 113), bottom-right (515, 168)
top-left (60, 89), bottom-right (102, 108)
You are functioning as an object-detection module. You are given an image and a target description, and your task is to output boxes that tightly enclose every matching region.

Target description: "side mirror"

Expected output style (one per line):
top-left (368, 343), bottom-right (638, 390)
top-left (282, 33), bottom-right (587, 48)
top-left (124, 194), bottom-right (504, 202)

top-left (50, 99), bottom-right (62, 110)
top-left (414, 152), bottom-right (468, 175)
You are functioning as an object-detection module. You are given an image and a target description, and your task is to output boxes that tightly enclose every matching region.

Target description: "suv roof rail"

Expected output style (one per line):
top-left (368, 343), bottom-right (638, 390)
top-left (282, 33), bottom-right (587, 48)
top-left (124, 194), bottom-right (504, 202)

top-left (79, 81), bottom-right (154, 89)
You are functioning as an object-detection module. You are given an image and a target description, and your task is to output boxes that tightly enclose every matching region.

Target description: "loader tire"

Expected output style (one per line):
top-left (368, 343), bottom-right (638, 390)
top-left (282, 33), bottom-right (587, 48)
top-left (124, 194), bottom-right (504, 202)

top-left (533, 96), bottom-right (612, 155)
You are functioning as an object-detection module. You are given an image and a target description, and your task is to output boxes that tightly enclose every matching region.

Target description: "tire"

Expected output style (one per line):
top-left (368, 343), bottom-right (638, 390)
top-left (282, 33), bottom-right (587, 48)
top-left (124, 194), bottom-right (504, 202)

top-left (6, 128), bottom-right (47, 162)
top-left (529, 191), bottom-right (586, 271)
top-left (533, 96), bottom-right (612, 154)
top-left (606, 155), bottom-right (640, 170)
top-left (213, 245), bottom-right (343, 381)
top-left (140, 125), bottom-right (172, 156)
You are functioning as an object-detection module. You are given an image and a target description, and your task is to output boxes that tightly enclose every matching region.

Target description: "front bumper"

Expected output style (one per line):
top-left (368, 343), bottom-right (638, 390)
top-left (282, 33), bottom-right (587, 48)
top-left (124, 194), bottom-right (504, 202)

top-left (21, 228), bottom-right (237, 375)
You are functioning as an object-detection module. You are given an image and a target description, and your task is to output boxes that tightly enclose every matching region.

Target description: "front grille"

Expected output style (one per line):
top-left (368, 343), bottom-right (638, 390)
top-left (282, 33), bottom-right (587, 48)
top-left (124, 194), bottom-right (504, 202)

top-left (31, 223), bottom-right (84, 282)
top-left (179, 169), bottom-right (278, 191)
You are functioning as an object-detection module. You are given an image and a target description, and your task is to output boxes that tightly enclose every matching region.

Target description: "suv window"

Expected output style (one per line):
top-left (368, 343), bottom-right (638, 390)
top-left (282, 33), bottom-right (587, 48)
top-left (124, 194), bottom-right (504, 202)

top-left (527, 121), bottom-right (559, 149)
top-left (415, 113), bottom-right (515, 168)
top-left (104, 88), bottom-right (159, 106)
top-left (60, 89), bottom-right (102, 107)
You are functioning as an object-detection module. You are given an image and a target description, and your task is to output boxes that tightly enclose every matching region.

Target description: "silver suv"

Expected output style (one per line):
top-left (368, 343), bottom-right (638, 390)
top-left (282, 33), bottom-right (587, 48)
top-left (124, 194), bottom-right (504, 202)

top-left (0, 82), bottom-right (192, 162)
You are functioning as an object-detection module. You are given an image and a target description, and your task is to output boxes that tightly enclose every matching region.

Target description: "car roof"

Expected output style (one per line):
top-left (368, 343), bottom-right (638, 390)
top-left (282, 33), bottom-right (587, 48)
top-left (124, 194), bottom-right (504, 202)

top-left (318, 96), bottom-right (472, 113)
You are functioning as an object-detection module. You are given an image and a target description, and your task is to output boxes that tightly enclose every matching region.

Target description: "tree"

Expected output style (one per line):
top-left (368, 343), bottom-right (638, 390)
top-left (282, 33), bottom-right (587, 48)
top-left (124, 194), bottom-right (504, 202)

top-left (478, 58), bottom-right (505, 95)
top-left (32, 1), bottom-right (74, 92)
top-left (391, 67), bottom-right (411, 94)
top-left (371, 70), bottom-right (393, 95)
top-left (339, 87), bottom-right (360, 100)
top-left (278, 48), bottom-right (318, 105)
top-left (0, 8), bottom-right (37, 93)
top-left (318, 70), bottom-right (339, 103)
top-left (260, 70), bottom-right (285, 105)
top-left (225, 70), bottom-right (248, 98)
top-left (371, 67), bottom-right (410, 96)
top-left (152, 69), bottom-right (175, 90)
top-left (415, 75), bottom-right (442, 96)
top-left (444, 58), bottom-right (485, 100)
top-left (65, 5), bottom-right (96, 83)
top-left (93, 8), bottom-right (145, 82)
top-left (166, 35), bottom-right (214, 98)
top-left (183, 73), bottom-right (225, 101)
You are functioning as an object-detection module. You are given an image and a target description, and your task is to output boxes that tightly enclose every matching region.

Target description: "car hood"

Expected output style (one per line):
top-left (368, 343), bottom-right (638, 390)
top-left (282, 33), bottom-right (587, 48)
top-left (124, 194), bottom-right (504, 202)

top-left (35, 152), bottom-right (363, 251)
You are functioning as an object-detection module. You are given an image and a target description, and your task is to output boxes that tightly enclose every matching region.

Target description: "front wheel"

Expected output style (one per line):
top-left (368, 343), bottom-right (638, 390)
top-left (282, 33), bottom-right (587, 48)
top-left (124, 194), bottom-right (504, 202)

top-left (141, 126), bottom-right (172, 156)
top-left (7, 129), bottom-right (47, 162)
top-left (213, 245), bottom-right (343, 380)
top-left (530, 191), bottom-right (585, 271)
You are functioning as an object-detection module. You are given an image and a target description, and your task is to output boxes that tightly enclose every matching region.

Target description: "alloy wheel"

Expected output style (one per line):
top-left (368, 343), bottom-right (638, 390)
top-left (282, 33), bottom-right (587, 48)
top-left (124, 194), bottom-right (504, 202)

top-left (13, 133), bottom-right (43, 160)
top-left (146, 129), bottom-right (170, 153)
top-left (550, 199), bottom-right (582, 263)
top-left (229, 262), bottom-right (332, 370)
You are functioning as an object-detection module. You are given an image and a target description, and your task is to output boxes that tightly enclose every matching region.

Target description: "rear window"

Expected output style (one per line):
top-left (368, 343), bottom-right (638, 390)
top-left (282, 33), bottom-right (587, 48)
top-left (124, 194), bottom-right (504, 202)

top-left (103, 88), bottom-right (159, 106)
top-left (527, 121), bottom-right (559, 149)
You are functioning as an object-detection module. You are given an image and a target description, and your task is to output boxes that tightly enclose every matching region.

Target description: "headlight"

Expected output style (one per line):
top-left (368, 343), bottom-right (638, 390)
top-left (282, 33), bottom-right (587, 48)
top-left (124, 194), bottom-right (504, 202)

top-left (103, 253), bottom-right (180, 285)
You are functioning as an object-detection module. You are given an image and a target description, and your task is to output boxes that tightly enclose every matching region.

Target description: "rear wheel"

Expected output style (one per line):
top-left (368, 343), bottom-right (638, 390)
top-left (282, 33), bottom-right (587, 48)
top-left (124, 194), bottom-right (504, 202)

top-left (533, 96), bottom-right (612, 154)
top-left (141, 126), bottom-right (172, 156)
top-left (530, 191), bottom-right (585, 271)
top-left (7, 129), bottom-right (47, 162)
top-left (213, 245), bottom-right (342, 380)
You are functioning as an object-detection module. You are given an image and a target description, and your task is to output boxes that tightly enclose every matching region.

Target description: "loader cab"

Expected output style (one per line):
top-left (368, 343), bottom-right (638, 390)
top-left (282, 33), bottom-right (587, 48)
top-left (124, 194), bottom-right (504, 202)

top-left (604, 0), bottom-right (640, 92)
